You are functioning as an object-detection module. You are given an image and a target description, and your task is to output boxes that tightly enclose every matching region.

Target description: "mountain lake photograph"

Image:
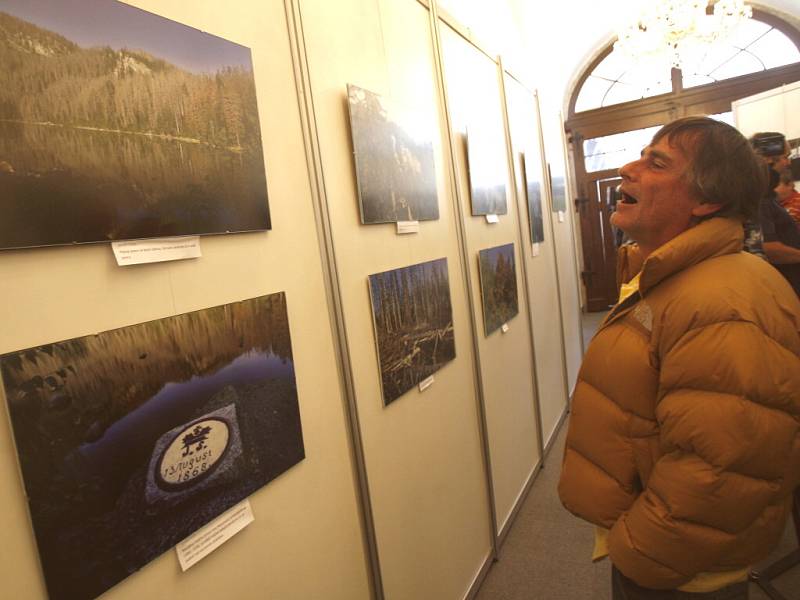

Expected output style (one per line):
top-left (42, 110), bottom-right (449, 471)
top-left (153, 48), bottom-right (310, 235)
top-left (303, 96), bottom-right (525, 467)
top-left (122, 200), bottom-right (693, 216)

top-left (0, 0), bottom-right (270, 250)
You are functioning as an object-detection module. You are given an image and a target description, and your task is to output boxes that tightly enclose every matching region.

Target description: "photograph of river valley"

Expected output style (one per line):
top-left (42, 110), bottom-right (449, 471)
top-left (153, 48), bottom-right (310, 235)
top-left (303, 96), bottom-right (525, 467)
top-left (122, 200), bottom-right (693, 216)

top-left (0, 292), bottom-right (304, 600)
top-left (369, 258), bottom-right (456, 405)
top-left (0, 0), bottom-right (270, 250)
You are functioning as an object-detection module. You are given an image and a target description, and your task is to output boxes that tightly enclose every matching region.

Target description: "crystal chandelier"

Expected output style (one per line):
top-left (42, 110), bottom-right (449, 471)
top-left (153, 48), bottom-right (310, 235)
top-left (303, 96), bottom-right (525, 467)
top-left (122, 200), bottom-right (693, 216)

top-left (614, 0), bottom-right (753, 72)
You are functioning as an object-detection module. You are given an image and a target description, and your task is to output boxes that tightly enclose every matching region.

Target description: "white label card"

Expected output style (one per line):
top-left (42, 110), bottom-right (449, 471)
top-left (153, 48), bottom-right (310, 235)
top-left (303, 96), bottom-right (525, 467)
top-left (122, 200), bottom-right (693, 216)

top-left (112, 236), bottom-right (201, 266)
top-left (558, 211), bottom-right (565, 223)
top-left (501, 323), bottom-right (509, 333)
top-left (532, 243), bottom-right (540, 257)
top-left (396, 220), bottom-right (420, 235)
top-left (419, 375), bottom-right (435, 392)
top-left (175, 499), bottom-right (254, 571)
top-left (485, 214), bottom-right (499, 224)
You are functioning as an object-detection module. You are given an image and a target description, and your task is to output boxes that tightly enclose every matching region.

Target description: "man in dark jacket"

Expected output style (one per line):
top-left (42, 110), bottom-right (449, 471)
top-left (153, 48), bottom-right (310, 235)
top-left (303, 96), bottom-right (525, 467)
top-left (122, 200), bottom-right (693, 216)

top-left (559, 117), bottom-right (800, 600)
top-left (751, 131), bottom-right (800, 296)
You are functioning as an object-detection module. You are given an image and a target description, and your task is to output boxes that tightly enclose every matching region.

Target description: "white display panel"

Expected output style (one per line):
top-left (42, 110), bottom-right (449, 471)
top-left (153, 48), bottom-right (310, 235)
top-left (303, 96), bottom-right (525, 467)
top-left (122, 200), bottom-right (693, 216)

top-left (542, 111), bottom-right (585, 411)
top-left (733, 81), bottom-right (800, 140)
top-left (0, 2), bottom-right (370, 599)
top-left (439, 24), bottom-right (541, 537)
top-left (299, 0), bottom-right (494, 598)
top-left (503, 74), bottom-right (569, 460)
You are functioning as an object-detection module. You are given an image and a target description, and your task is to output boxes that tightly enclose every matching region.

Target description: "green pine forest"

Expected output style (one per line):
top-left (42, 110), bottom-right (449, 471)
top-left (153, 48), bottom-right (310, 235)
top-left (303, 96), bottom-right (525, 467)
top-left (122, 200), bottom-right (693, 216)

top-left (0, 10), bottom-right (262, 152)
top-left (479, 245), bottom-right (519, 334)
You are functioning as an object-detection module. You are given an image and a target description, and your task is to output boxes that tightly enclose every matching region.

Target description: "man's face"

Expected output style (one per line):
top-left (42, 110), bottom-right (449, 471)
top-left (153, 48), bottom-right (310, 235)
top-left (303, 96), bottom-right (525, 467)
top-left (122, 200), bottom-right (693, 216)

top-left (612, 135), bottom-right (715, 254)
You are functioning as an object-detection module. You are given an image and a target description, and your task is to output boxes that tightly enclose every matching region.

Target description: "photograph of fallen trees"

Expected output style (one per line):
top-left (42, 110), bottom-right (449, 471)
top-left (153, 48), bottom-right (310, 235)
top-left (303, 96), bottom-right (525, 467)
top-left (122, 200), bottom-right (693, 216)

top-left (368, 258), bottom-right (455, 405)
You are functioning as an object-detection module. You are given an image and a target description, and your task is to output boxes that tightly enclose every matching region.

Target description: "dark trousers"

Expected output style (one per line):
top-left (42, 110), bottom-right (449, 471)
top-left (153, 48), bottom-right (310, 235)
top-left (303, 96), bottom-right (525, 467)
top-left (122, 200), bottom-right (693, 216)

top-left (612, 567), bottom-right (749, 600)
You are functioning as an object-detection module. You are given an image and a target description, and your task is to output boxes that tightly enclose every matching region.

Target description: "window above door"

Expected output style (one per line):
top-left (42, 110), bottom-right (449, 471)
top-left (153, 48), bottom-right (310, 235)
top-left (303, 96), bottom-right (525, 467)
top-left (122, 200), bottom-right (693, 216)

top-left (574, 12), bottom-right (800, 113)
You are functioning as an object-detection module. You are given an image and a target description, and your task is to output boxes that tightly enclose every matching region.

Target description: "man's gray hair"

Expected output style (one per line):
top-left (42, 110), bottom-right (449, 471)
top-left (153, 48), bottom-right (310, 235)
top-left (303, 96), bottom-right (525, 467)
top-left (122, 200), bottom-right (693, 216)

top-left (651, 116), bottom-right (766, 221)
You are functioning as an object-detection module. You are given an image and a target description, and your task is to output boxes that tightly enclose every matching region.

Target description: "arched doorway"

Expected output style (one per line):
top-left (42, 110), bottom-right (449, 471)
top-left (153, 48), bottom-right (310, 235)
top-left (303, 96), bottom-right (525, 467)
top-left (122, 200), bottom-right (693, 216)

top-left (566, 9), bottom-right (800, 311)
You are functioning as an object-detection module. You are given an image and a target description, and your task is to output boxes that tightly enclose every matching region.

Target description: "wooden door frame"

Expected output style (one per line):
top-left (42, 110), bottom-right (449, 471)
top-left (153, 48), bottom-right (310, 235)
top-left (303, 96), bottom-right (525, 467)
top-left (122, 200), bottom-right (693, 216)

top-left (577, 171), bottom-right (622, 311)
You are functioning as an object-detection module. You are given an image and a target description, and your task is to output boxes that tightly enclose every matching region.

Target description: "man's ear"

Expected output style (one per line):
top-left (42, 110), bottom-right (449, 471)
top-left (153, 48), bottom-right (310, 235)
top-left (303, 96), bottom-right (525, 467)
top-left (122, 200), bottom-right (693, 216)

top-left (691, 202), bottom-right (723, 217)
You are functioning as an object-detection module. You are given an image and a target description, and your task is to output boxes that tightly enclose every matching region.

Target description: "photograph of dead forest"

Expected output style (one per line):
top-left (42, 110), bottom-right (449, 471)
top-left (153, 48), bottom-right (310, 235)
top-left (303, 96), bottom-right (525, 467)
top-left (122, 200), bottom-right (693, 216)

top-left (368, 258), bottom-right (455, 405)
top-left (523, 153), bottom-right (545, 244)
top-left (465, 124), bottom-right (507, 216)
top-left (0, 293), bottom-right (304, 600)
top-left (478, 243), bottom-right (519, 335)
top-left (347, 84), bottom-right (439, 224)
top-left (0, 0), bottom-right (270, 250)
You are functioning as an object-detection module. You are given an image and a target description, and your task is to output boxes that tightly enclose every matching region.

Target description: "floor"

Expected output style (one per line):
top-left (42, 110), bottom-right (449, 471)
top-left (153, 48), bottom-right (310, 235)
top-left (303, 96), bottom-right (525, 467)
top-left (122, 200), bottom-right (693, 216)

top-left (581, 310), bottom-right (607, 348)
top-left (473, 311), bottom-right (800, 600)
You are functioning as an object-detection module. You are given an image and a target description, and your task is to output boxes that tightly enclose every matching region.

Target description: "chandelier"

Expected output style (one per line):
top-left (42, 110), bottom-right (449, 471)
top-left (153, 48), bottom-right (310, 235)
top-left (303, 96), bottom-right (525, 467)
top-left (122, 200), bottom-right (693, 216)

top-left (614, 0), bottom-right (753, 72)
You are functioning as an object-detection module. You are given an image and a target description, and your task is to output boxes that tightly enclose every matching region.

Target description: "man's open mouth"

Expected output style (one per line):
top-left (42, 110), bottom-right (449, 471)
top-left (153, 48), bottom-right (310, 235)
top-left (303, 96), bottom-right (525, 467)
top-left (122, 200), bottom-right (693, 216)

top-left (620, 191), bottom-right (638, 204)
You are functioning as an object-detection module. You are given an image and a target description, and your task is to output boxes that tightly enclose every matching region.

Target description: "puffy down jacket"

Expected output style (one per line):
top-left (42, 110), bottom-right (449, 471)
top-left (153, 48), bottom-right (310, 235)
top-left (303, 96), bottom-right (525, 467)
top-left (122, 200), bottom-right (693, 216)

top-left (558, 217), bottom-right (800, 589)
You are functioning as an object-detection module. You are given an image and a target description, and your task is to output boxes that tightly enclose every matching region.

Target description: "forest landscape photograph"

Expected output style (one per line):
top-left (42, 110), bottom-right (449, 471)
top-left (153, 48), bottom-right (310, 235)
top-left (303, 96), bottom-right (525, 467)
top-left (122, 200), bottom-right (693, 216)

top-left (478, 243), bottom-right (519, 335)
top-left (368, 258), bottom-right (455, 405)
top-left (0, 293), bottom-right (304, 600)
top-left (523, 153), bottom-right (545, 244)
top-left (465, 123), bottom-right (507, 216)
top-left (0, 0), bottom-right (270, 250)
top-left (549, 163), bottom-right (568, 213)
top-left (347, 84), bottom-right (439, 224)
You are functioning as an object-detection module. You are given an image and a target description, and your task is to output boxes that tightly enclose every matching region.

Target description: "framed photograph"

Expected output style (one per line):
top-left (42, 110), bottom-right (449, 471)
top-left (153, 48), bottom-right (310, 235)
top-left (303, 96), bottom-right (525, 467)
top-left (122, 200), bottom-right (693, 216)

top-left (522, 153), bottom-right (545, 244)
top-left (478, 243), bottom-right (519, 336)
top-left (465, 124), bottom-right (508, 216)
top-left (548, 162), bottom-right (568, 213)
top-left (0, 293), bottom-right (303, 600)
top-left (347, 84), bottom-right (438, 224)
top-left (368, 258), bottom-right (455, 405)
top-left (0, 0), bottom-right (270, 250)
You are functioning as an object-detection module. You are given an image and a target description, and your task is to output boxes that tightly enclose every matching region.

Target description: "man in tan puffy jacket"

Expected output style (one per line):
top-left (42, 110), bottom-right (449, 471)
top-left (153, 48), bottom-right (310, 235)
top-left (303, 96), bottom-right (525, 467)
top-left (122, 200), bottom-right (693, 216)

top-left (558, 116), bottom-right (800, 599)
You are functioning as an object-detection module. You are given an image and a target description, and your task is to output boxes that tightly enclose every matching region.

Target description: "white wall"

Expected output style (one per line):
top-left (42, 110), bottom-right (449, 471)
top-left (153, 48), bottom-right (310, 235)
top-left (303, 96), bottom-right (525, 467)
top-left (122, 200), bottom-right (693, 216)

top-left (733, 80), bottom-right (800, 138)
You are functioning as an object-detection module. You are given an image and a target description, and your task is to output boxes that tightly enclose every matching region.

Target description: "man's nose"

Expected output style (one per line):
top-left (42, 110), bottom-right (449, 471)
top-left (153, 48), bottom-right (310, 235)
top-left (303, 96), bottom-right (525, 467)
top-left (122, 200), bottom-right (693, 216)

top-left (619, 160), bottom-right (635, 180)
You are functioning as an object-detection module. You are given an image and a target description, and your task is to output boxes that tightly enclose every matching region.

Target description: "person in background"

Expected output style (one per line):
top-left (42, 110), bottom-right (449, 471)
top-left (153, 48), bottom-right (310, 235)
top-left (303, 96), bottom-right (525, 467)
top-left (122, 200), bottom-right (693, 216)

top-left (751, 132), bottom-right (800, 296)
top-left (559, 117), bottom-right (800, 600)
top-left (775, 167), bottom-right (800, 227)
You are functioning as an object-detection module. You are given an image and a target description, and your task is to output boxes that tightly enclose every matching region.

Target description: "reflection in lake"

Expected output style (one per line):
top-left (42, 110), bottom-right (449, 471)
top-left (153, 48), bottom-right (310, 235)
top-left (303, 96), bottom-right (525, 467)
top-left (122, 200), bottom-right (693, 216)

top-left (1, 292), bottom-right (293, 513)
top-left (75, 350), bottom-right (294, 498)
top-left (0, 292), bottom-right (304, 600)
top-left (0, 121), bottom-right (270, 249)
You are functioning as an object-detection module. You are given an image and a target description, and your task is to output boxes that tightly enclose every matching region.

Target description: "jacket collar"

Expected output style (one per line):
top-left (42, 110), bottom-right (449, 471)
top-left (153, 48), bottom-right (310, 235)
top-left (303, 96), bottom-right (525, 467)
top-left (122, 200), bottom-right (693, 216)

top-left (638, 217), bottom-right (744, 296)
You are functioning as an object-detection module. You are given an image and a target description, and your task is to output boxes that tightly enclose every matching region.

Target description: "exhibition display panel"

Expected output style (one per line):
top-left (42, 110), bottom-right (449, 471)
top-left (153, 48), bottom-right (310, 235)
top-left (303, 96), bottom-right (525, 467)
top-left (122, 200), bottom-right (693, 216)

top-left (502, 74), bottom-right (571, 452)
top-left (0, 1), bottom-right (371, 599)
top-left (439, 24), bottom-right (542, 539)
top-left (298, 0), bottom-right (495, 597)
top-left (1, 293), bottom-right (303, 600)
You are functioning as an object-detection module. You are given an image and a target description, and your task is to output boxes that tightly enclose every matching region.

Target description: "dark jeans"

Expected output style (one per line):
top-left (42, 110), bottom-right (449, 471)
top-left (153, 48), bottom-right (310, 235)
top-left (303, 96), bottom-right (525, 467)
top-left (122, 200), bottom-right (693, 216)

top-left (612, 567), bottom-right (748, 600)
